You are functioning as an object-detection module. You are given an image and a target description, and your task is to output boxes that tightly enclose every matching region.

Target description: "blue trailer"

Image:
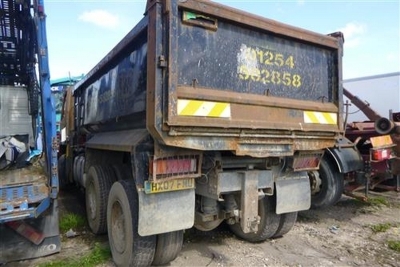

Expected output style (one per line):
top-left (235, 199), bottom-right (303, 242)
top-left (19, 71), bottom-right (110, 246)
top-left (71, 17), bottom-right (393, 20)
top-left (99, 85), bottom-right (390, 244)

top-left (0, 0), bottom-right (60, 263)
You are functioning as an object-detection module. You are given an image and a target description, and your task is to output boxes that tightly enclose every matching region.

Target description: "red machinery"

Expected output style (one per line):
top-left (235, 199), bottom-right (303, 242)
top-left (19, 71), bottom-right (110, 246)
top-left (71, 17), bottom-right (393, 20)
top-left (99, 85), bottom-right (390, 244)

top-left (343, 88), bottom-right (400, 200)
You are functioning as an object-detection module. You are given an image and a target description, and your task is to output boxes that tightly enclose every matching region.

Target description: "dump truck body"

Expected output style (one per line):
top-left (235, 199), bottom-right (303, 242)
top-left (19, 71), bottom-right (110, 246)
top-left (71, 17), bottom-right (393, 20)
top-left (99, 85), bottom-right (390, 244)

top-left (60, 0), bottom-right (344, 265)
top-left (75, 2), bottom-right (343, 154)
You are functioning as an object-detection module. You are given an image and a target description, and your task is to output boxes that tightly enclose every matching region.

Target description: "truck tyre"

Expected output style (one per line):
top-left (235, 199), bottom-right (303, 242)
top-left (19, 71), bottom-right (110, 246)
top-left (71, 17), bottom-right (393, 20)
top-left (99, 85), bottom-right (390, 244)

top-left (85, 165), bottom-right (115, 234)
top-left (58, 154), bottom-right (68, 189)
top-left (74, 155), bottom-right (86, 187)
top-left (310, 157), bottom-right (344, 209)
top-left (272, 212), bottom-right (298, 238)
top-left (107, 180), bottom-right (156, 267)
top-left (152, 230), bottom-right (183, 266)
top-left (229, 196), bottom-right (280, 242)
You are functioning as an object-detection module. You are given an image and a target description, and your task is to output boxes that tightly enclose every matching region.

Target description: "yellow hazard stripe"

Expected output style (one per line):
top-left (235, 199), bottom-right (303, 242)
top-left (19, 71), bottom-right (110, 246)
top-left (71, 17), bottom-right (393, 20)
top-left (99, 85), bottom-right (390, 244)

top-left (304, 111), bottom-right (337, 124)
top-left (177, 99), bottom-right (231, 118)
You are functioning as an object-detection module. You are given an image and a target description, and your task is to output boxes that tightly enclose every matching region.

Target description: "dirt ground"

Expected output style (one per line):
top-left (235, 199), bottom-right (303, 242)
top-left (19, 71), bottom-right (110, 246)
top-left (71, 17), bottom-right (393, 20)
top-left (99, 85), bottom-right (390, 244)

top-left (6, 189), bottom-right (400, 267)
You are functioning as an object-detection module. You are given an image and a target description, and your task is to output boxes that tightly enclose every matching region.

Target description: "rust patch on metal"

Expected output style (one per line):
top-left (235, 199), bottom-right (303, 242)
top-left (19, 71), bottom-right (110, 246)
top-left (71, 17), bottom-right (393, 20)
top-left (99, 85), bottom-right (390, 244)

top-left (0, 164), bottom-right (47, 187)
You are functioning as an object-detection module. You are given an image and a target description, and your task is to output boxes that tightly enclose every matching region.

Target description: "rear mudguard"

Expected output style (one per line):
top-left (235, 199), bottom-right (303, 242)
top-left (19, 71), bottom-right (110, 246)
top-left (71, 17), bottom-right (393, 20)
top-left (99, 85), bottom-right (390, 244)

top-left (325, 137), bottom-right (364, 173)
top-left (0, 199), bottom-right (60, 264)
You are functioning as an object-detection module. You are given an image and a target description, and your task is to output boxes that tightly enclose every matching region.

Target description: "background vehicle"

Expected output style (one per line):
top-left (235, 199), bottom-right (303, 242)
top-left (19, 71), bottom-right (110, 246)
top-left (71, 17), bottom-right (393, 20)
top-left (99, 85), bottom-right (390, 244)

top-left (59, 0), bottom-right (346, 265)
top-left (0, 0), bottom-right (59, 263)
top-left (51, 76), bottom-right (83, 145)
top-left (342, 88), bottom-right (400, 199)
top-left (312, 86), bottom-right (400, 209)
top-left (341, 73), bottom-right (400, 200)
top-left (51, 76), bottom-right (82, 188)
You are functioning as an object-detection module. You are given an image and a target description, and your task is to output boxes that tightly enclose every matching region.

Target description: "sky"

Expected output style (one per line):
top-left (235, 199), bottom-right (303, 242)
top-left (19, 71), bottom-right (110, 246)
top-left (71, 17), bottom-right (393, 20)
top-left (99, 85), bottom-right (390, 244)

top-left (44, 0), bottom-right (399, 81)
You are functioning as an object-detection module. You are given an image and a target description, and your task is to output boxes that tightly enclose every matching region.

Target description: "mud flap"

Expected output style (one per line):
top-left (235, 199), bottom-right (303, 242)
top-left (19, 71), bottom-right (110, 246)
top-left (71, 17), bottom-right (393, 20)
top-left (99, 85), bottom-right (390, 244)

top-left (138, 188), bottom-right (195, 236)
top-left (326, 137), bottom-right (364, 173)
top-left (275, 172), bottom-right (311, 214)
top-left (0, 199), bottom-right (61, 264)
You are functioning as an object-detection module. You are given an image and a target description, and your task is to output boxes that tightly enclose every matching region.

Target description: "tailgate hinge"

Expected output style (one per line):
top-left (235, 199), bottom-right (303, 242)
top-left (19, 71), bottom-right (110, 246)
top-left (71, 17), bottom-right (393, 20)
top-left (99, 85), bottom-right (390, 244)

top-left (158, 55), bottom-right (167, 68)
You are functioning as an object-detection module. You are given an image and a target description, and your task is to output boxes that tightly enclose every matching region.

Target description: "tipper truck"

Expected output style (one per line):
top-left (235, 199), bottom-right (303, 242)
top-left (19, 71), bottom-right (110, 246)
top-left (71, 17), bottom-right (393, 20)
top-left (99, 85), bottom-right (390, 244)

top-left (0, 0), bottom-right (59, 263)
top-left (59, 0), bottom-right (347, 265)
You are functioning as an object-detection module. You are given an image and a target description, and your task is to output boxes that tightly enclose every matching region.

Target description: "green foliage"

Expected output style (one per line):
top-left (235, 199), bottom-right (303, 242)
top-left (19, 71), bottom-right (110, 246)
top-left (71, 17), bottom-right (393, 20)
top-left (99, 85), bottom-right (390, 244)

top-left (367, 197), bottom-right (389, 207)
top-left (38, 243), bottom-right (111, 267)
top-left (370, 223), bottom-right (392, 233)
top-left (59, 213), bottom-right (86, 233)
top-left (388, 240), bottom-right (400, 252)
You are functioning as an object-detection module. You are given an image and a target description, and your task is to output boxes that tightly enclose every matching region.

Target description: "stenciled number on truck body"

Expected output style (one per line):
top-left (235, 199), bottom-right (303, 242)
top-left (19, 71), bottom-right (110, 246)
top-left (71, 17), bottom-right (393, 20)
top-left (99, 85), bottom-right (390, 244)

top-left (237, 44), bottom-right (302, 88)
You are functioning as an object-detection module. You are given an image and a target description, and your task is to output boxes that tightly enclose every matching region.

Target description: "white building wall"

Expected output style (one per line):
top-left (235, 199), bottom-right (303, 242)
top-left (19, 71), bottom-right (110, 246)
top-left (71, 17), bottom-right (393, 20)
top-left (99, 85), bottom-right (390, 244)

top-left (343, 72), bottom-right (400, 122)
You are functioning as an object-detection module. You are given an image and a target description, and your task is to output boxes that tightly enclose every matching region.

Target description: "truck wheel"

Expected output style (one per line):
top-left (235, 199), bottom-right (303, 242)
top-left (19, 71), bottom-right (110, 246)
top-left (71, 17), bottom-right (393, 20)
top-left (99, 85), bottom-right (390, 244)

top-left (85, 165), bottom-right (115, 234)
top-left (58, 154), bottom-right (68, 189)
top-left (272, 212), bottom-right (298, 238)
top-left (107, 180), bottom-right (156, 267)
top-left (229, 196), bottom-right (280, 242)
top-left (310, 157), bottom-right (344, 209)
top-left (152, 230), bottom-right (183, 266)
top-left (73, 155), bottom-right (85, 187)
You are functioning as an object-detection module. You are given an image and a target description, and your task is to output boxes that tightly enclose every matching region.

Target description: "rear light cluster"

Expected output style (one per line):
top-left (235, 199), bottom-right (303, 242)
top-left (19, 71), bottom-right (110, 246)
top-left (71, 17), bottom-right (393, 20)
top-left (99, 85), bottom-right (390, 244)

top-left (292, 150), bottom-right (324, 171)
top-left (370, 148), bottom-right (393, 162)
top-left (149, 155), bottom-right (201, 181)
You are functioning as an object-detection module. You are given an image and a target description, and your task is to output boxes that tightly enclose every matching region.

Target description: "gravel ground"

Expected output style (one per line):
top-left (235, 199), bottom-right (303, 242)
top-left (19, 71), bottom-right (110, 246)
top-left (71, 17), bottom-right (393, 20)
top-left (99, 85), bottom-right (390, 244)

top-left (7, 189), bottom-right (400, 267)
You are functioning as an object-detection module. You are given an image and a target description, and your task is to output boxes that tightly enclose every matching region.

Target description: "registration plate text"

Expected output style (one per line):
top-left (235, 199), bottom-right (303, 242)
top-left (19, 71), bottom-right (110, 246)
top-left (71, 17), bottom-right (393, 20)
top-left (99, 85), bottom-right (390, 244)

top-left (144, 178), bottom-right (195, 194)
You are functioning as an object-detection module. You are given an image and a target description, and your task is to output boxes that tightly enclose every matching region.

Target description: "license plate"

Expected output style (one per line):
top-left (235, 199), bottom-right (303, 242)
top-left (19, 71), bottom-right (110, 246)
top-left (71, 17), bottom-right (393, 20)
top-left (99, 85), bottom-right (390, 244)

top-left (370, 135), bottom-right (393, 148)
top-left (144, 178), bottom-right (195, 194)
